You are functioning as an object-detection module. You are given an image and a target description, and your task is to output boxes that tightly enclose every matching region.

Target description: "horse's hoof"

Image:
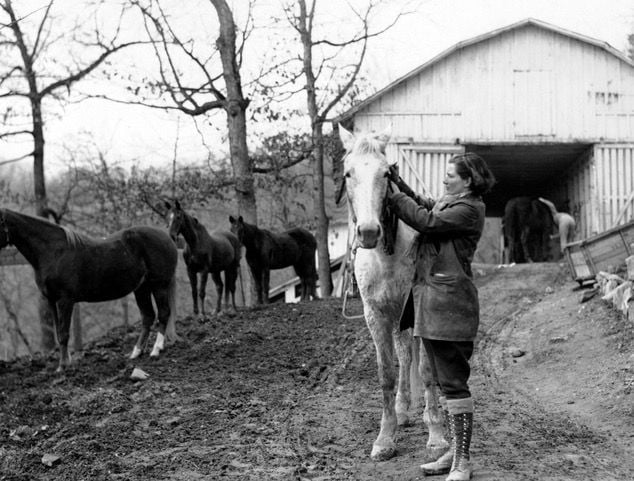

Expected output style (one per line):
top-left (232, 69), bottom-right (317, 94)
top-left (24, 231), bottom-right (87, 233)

top-left (371, 443), bottom-right (396, 461)
top-left (426, 439), bottom-right (450, 459)
top-left (130, 346), bottom-right (143, 359)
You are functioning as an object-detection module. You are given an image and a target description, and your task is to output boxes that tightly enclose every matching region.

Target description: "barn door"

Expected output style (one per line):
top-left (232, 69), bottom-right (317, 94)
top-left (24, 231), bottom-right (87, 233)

top-left (387, 143), bottom-right (465, 199)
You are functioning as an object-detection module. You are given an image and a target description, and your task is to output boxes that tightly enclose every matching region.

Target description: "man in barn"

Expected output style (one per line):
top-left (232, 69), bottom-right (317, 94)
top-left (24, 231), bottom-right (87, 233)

top-left (388, 153), bottom-right (496, 481)
top-left (538, 197), bottom-right (576, 254)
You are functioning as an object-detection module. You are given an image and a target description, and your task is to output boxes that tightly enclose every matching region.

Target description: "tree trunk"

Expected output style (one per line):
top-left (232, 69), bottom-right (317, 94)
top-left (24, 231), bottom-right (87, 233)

top-left (312, 123), bottom-right (333, 297)
top-left (299, 1), bottom-right (333, 297)
top-left (211, 0), bottom-right (257, 304)
top-left (32, 97), bottom-right (56, 350)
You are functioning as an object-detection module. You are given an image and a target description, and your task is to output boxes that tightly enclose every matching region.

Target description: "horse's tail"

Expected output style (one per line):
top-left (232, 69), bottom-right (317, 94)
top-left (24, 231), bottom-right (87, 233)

top-left (164, 274), bottom-right (180, 343)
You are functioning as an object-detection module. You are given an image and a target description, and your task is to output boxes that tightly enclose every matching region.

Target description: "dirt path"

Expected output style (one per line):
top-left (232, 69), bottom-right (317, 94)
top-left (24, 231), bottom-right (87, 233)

top-left (1, 263), bottom-right (633, 480)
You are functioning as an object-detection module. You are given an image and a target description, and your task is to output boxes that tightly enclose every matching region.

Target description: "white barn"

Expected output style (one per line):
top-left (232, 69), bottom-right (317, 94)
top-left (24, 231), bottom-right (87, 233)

top-left (337, 18), bottom-right (634, 263)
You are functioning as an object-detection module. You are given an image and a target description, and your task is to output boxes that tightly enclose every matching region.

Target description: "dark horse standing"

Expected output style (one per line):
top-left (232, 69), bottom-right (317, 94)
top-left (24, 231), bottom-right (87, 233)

top-left (166, 201), bottom-right (241, 316)
top-left (0, 208), bottom-right (178, 371)
top-left (229, 216), bottom-right (318, 304)
top-left (503, 196), bottom-right (554, 263)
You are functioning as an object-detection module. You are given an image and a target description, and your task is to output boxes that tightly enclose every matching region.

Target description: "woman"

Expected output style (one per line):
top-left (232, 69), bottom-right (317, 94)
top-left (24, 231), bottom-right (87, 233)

top-left (388, 153), bottom-right (495, 481)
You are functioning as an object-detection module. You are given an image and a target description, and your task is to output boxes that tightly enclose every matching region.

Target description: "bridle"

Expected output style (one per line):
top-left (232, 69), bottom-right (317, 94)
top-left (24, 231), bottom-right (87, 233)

top-left (336, 169), bottom-right (398, 256)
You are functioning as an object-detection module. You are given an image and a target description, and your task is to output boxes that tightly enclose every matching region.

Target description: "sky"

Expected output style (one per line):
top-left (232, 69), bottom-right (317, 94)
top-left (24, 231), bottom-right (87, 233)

top-left (2, 0), bottom-right (633, 178)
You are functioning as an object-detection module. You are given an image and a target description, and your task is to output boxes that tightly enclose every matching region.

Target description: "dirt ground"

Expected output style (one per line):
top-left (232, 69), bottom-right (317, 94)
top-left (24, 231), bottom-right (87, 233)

top-left (1, 262), bottom-right (634, 480)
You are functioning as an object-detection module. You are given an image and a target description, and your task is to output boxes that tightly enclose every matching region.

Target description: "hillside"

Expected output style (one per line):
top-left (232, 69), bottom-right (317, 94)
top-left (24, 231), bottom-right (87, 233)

top-left (1, 262), bottom-right (634, 480)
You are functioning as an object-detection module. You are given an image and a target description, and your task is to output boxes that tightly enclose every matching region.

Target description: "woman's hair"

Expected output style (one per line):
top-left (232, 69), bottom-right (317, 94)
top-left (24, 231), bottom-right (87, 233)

top-left (449, 153), bottom-right (496, 196)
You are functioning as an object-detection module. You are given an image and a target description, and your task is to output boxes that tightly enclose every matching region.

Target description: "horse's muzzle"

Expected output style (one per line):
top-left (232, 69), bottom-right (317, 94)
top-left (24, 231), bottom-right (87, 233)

top-left (357, 222), bottom-right (382, 249)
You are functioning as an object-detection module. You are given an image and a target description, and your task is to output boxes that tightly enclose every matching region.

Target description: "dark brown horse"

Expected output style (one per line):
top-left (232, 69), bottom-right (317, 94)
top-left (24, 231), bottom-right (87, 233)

top-left (0, 208), bottom-right (178, 371)
top-left (166, 201), bottom-right (241, 316)
top-left (503, 196), bottom-right (554, 263)
top-left (228, 216), bottom-right (318, 304)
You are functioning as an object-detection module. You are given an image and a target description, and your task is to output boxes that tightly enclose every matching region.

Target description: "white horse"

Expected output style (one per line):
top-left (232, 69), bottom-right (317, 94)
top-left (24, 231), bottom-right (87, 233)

top-left (339, 125), bottom-right (448, 461)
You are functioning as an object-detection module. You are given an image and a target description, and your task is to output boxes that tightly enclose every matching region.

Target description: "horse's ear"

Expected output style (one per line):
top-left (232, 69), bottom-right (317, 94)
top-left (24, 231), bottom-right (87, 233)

top-left (229, 215), bottom-right (236, 223)
top-left (238, 216), bottom-right (243, 223)
top-left (338, 124), bottom-right (355, 151)
top-left (174, 199), bottom-right (181, 210)
top-left (164, 200), bottom-right (172, 210)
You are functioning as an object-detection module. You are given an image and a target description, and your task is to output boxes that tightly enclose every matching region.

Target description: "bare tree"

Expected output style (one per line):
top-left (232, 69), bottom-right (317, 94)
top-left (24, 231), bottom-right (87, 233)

top-left (0, 0), bottom-right (143, 349)
top-left (282, 0), bottom-right (414, 297)
top-left (128, 0), bottom-right (257, 224)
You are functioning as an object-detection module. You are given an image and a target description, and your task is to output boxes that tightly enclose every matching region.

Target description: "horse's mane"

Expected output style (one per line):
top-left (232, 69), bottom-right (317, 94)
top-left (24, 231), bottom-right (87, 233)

top-left (349, 135), bottom-right (386, 158)
top-left (61, 225), bottom-right (86, 248)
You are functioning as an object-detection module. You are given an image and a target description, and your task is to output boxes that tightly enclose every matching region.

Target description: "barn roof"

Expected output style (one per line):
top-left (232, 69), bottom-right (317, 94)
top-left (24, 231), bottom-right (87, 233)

top-left (336, 18), bottom-right (634, 123)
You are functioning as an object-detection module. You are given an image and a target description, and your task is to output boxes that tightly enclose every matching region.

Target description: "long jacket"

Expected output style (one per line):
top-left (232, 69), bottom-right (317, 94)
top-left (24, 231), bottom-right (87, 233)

top-left (389, 191), bottom-right (485, 341)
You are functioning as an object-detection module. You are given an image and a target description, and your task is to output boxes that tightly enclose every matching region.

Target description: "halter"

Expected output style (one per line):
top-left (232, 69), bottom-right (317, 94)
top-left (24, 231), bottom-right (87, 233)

top-left (341, 177), bottom-right (398, 256)
top-left (0, 210), bottom-right (10, 246)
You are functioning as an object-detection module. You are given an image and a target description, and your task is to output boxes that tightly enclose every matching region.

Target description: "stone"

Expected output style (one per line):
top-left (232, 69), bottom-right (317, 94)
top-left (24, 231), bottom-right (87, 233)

top-left (130, 367), bottom-right (150, 380)
top-left (41, 453), bottom-right (61, 467)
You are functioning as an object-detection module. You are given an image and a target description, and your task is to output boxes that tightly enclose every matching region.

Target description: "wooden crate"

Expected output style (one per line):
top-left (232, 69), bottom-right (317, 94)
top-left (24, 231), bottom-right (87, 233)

top-left (564, 219), bottom-right (634, 283)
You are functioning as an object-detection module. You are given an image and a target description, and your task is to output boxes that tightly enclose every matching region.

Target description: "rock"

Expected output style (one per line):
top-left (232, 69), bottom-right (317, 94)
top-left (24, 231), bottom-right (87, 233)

top-left (130, 367), bottom-right (149, 380)
top-left (41, 453), bottom-right (61, 467)
top-left (549, 336), bottom-right (568, 344)
top-left (510, 348), bottom-right (526, 358)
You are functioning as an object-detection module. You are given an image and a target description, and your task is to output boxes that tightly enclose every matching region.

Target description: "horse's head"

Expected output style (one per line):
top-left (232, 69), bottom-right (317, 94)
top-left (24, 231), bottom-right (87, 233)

top-left (165, 200), bottom-right (186, 242)
top-left (228, 215), bottom-right (244, 244)
top-left (339, 124), bottom-right (394, 249)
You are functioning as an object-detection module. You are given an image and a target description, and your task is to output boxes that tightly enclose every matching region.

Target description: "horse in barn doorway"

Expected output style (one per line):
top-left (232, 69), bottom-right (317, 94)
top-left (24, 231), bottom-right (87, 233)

top-left (165, 200), bottom-right (241, 317)
top-left (0, 208), bottom-right (178, 371)
top-left (228, 216), bottom-right (318, 304)
top-left (337, 125), bottom-right (448, 461)
top-left (503, 196), bottom-right (555, 263)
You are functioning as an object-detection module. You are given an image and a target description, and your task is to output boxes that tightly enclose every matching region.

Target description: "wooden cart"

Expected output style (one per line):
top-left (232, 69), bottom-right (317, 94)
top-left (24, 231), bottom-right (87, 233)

top-left (564, 219), bottom-right (634, 284)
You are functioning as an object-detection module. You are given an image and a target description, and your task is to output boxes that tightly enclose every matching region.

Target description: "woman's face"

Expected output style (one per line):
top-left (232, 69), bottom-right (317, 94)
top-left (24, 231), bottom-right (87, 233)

top-left (443, 162), bottom-right (471, 195)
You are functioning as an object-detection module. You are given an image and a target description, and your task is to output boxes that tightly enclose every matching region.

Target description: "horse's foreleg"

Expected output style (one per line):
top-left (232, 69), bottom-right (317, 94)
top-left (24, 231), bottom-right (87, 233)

top-left (393, 328), bottom-right (413, 427)
top-left (187, 266), bottom-right (199, 315)
top-left (131, 285), bottom-right (155, 359)
top-left (262, 268), bottom-right (270, 304)
top-left (211, 271), bottom-right (223, 315)
top-left (416, 338), bottom-right (449, 456)
top-left (367, 314), bottom-right (399, 461)
top-left (199, 271), bottom-right (210, 317)
top-left (520, 228), bottom-right (533, 262)
top-left (152, 285), bottom-right (172, 357)
top-left (53, 299), bottom-right (74, 372)
top-left (226, 266), bottom-right (238, 314)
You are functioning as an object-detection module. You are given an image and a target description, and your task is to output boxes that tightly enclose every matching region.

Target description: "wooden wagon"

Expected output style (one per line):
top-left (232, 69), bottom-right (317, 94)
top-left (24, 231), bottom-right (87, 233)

top-left (564, 219), bottom-right (634, 284)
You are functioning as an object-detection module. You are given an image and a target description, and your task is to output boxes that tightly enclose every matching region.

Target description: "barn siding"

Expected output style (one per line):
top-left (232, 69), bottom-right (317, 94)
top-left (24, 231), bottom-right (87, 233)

top-left (389, 143), bottom-right (464, 199)
top-left (354, 23), bottom-right (634, 143)
top-left (593, 145), bottom-right (634, 231)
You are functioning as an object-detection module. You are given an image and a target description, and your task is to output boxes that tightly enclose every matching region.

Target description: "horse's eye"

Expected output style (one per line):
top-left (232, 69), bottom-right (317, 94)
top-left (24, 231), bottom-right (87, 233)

top-left (344, 171), bottom-right (351, 178)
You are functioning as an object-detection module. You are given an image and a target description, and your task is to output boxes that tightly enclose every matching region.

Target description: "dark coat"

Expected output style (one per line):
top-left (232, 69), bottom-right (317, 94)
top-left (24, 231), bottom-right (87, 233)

top-left (389, 192), bottom-right (485, 341)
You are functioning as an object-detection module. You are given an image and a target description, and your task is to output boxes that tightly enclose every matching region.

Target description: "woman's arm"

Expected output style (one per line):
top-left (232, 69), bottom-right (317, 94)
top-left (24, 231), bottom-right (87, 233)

top-left (389, 192), bottom-right (480, 234)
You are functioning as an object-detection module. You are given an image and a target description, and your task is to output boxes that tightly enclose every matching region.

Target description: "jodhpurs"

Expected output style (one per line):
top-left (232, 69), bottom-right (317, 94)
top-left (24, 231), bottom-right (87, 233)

top-left (422, 338), bottom-right (474, 400)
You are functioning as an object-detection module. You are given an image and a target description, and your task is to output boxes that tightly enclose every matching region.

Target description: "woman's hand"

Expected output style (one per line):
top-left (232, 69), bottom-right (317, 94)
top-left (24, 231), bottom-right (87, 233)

top-left (388, 166), bottom-right (417, 199)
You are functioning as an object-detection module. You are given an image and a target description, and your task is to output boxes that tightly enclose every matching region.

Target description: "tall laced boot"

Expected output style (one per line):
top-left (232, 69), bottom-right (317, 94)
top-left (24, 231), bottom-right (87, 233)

top-left (446, 398), bottom-right (474, 481)
top-left (420, 396), bottom-right (453, 475)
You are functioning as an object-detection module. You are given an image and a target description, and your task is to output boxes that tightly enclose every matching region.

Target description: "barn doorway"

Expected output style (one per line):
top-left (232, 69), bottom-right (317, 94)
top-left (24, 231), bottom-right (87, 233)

top-left (465, 142), bottom-right (593, 264)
